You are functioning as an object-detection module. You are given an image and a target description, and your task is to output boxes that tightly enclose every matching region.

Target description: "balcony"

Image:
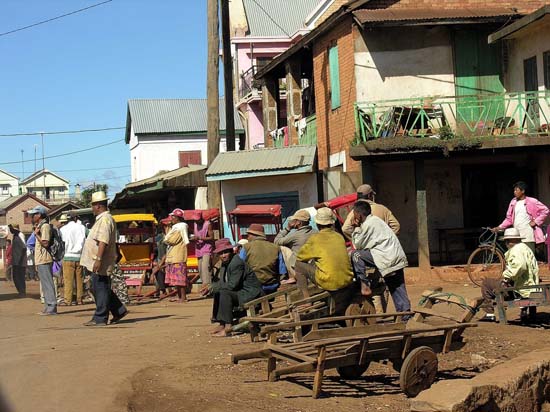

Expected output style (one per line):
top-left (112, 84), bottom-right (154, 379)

top-left (354, 91), bottom-right (550, 143)
top-left (239, 66), bottom-right (261, 100)
top-left (33, 196), bottom-right (81, 206)
top-left (272, 114), bottom-right (317, 148)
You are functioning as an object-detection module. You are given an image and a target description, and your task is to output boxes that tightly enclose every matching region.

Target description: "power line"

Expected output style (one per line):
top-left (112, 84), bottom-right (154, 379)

top-left (0, 126), bottom-right (125, 137)
top-left (248, 0), bottom-right (292, 37)
top-left (51, 165), bottom-right (130, 173)
top-left (0, 0), bottom-right (113, 38)
top-left (0, 138), bottom-right (124, 166)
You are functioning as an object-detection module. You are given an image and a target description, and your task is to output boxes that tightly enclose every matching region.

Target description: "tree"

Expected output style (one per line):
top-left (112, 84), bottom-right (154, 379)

top-left (81, 184), bottom-right (109, 207)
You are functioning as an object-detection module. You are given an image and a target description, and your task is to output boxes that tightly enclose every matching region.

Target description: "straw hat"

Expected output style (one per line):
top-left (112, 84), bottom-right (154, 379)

top-left (500, 228), bottom-right (522, 241)
top-left (246, 223), bottom-right (266, 238)
top-left (91, 191), bottom-right (109, 203)
top-left (357, 184), bottom-right (376, 196)
top-left (289, 209), bottom-right (311, 222)
top-left (314, 207), bottom-right (335, 225)
top-left (58, 214), bottom-right (69, 223)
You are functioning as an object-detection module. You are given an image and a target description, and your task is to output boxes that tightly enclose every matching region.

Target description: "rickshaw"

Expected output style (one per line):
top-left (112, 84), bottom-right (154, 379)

top-left (228, 204), bottom-right (283, 242)
top-left (113, 214), bottom-right (157, 296)
top-left (317, 192), bottom-right (358, 225)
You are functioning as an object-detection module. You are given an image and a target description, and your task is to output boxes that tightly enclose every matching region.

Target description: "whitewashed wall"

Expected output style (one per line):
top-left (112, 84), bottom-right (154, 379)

top-left (0, 171), bottom-right (19, 202)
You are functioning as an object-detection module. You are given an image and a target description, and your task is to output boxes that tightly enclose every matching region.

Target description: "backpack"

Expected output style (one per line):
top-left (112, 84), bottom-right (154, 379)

top-left (48, 224), bottom-right (66, 262)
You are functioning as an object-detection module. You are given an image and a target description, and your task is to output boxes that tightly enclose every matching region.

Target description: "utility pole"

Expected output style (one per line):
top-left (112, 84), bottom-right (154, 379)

top-left (41, 132), bottom-right (46, 200)
top-left (207, 0), bottom-right (221, 210)
top-left (221, 0), bottom-right (235, 151)
top-left (34, 144), bottom-right (37, 172)
top-left (21, 149), bottom-right (24, 180)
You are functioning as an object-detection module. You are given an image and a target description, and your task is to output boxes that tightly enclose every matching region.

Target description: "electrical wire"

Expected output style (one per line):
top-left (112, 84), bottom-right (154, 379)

top-left (0, 138), bottom-right (124, 166)
top-left (0, 0), bottom-right (113, 38)
top-left (0, 126), bottom-right (125, 137)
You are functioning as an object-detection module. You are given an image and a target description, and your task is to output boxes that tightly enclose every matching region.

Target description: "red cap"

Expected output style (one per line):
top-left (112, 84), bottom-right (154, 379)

top-left (169, 208), bottom-right (185, 218)
top-left (160, 217), bottom-right (172, 225)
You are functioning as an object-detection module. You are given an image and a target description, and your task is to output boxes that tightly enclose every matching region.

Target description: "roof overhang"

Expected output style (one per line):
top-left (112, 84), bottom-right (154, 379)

top-left (488, 5), bottom-right (550, 43)
top-left (353, 8), bottom-right (518, 27)
top-left (206, 145), bottom-right (317, 182)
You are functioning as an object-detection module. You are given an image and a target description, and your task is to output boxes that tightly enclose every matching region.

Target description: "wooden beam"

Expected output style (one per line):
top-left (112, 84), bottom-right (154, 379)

top-left (415, 159), bottom-right (431, 272)
top-left (220, 0), bottom-right (236, 151)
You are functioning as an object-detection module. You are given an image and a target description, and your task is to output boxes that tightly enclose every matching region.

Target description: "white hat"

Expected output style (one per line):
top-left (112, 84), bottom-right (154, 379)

top-left (91, 191), bottom-right (109, 203)
top-left (500, 228), bottom-right (522, 241)
top-left (314, 207), bottom-right (335, 226)
top-left (237, 239), bottom-right (248, 246)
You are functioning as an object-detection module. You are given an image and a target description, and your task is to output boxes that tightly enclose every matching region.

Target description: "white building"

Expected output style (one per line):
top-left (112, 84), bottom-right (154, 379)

top-left (0, 169), bottom-right (19, 202)
top-left (126, 98), bottom-right (245, 182)
top-left (20, 169), bottom-right (70, 205)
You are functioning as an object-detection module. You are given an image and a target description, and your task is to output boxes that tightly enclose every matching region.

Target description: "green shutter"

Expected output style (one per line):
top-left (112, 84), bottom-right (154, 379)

top-left (329, 45), bottom-right (341, 109)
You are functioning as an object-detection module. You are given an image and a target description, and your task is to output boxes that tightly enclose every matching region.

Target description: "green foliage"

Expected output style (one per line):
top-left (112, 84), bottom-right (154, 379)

top-left (363, 137), bottom-right (483, 156)
top-left (81, 184), bottom-right (109, 207)
top-left (438, 125), bottom-right (455, 140)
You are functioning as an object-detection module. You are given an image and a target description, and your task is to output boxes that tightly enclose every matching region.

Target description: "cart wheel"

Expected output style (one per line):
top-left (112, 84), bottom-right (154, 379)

top-left (399, 346), bottom-right (438, 397)
top-left (344, 301), bottom-right (376, 327)
top-left (337, 363), bottom-right (370, 379)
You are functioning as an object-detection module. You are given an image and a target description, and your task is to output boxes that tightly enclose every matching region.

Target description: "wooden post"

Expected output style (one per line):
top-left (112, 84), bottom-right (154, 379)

top-left (221, 0), bottom-right (235, 151)
top-left (415, 159), bottom-right (431, 272)
top-left (312, 346), bottom-right (326, 398)
top-left (207, 0), bottom-right (221, 210)
top-left (261, 77), bottom-right (279, 147)
top-left (285, 59), bottom-right (302, 145)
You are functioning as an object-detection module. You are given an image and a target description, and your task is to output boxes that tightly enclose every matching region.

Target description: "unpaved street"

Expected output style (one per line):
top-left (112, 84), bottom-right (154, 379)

top-left (1, 277), bottom-right (550, 412)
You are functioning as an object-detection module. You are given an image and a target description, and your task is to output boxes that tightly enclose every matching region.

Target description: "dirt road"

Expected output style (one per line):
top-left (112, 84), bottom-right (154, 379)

top-left (1, 278), bottom-right (549, 412)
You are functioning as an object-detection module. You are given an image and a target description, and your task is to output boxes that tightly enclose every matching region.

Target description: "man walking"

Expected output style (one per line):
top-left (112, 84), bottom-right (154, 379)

top-left (60, 212), bottom-right (86, 305)
top-left (28, 205), bottom-right (57, 315)
top-left (8, 224), bottom-right (26, 297)
top-left (81, 191), bottom-right (127, 326)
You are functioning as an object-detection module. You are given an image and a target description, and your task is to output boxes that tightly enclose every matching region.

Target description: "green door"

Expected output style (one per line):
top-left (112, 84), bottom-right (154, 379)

top-left (454, 30), bottom-right (505, 133)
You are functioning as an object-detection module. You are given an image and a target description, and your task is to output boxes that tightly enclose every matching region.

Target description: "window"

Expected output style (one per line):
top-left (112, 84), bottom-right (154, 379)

top-left (178, 151), bottom-right (202, 167)
top-left (0, 185), bottom-right (8, 195)
top-left (328, 44), bottom-right (341, 110)
top-left (23, 211), bottom-right (32, 224)
top-left (544, 51), bottom-right (550, 90)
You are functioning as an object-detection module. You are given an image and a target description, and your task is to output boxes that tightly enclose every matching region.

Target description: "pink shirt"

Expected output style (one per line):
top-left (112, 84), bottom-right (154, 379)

top-left (500, 196), bottom-right (549, 244)
top-left (193, 221), bottom-right (213, 257)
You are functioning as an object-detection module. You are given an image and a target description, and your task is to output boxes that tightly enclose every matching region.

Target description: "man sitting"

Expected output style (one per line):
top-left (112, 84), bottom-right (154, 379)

top-left (481, 228), bottom-right (539, 321)
top-left (295, 207), bottom-right (355, 314)
top-left (240, 224), bottom-right (281, 292)
top-left (274, 209), bottom-right (317, 284)
top-left (202, 238), bottom-right (263, 337)
top-left (350, 201), bottom-right (411, 314)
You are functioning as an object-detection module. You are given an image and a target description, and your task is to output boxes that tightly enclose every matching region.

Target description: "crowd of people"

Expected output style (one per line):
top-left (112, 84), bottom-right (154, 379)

top-left (3, 179), bottom-right (548, 328)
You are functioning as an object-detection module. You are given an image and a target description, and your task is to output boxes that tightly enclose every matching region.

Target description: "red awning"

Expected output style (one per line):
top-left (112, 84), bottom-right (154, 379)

top-left (324, 193), bottom-right (358, 210)
top-left (182, 208), bottom-right (220, 221)
top-left (229, 204), bottom-right (282, 217)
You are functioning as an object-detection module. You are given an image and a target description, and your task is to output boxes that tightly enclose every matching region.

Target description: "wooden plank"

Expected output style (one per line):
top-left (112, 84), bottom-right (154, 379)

top-left (272, 362), bottom-right (316, 379)
top-left (231, 349), bottom-right (271, 364)
top-left (442, 329), bottom-right (453, 353)
top-left (241, 316), bottom-right (292, 323)
top-left (313, 346), bottom-right (327, 399)
top-left (303, 322), bottom-right (406, 342)
top-left (271, 346), bottom-right (316, 363)
top-left (401, 335), bottom-right (411, 359)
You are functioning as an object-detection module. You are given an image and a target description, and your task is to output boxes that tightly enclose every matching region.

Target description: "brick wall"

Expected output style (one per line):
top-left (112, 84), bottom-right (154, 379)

top-left (315, 0), bottom-right (348, 26)
top-left (364, 0), bottom-right (548, 14)
top-left (313, 15), bottom-right (360, 175)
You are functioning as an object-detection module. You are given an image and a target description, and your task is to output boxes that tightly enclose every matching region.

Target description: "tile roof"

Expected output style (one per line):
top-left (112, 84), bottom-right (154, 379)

top-left (353, 7), bottom-right (517, 24)
top-left (126, 98), bottom-right (244, 139)
top-left (206, 145), bottom-right (316, 181)
top-left (243, 0), bottom-right (320, 37)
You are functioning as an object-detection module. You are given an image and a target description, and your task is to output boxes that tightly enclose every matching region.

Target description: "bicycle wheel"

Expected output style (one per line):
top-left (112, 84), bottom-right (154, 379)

top-left (467, 246), bottom-right (504, 287)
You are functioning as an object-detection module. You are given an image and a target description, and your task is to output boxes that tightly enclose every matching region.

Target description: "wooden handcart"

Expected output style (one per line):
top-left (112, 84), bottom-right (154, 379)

top-left (495, 283), bottom-right (549, 324)
top-left (232, 290), bottom-right (481, 399)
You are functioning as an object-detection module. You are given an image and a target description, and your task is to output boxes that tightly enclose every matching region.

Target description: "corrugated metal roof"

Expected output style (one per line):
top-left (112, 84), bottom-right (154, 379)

top-left (126, 164), bottom-right (206, 189)
top-left (127, 98), bottom-right (244, 136)
top-left (206, 145), bottom-right (316, 181)
top-left (243, 0), bottom-right (320, 37)
top-left (353, 8), bottom-right (517, 24)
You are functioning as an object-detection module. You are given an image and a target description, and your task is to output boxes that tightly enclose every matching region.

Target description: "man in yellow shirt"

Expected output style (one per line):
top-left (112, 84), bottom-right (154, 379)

top-left (295, 207), bottom-right (355, 314)
top-left (481, 228), bottom-right (539, 321)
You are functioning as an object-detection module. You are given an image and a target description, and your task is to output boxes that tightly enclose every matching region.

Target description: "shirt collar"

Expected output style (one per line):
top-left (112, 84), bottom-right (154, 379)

top-left (95, 211), bottom-right (109, 220)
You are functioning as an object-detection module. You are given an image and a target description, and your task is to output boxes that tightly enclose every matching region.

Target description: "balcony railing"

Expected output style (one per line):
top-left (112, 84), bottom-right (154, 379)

top-left (354, 91), bottom-right (550, 142)
top-left (32, 195), bottom-right (81, 206)
top-left (239, 65), bottom-right (260, 99)
top-left (299, 114), bottom-right (317, 145)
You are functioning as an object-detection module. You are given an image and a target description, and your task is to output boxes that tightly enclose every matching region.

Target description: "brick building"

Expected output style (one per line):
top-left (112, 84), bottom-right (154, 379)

top-left (0, 193), bottom-right (50, 235)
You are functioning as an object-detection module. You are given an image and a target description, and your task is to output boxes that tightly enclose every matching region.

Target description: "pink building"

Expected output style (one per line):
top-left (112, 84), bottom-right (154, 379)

top-left (230, 0), bottom-right (325, 149)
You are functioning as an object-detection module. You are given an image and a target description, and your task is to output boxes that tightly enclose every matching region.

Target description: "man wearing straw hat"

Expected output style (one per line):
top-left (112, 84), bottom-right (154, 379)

top-left (81, 191), bottom-right (128, 326)
top-left (481, 228), bottom-right (539, 321)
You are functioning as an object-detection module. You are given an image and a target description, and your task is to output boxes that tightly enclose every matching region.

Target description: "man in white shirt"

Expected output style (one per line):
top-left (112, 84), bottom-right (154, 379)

top-left (60, 212), bottom-right (87, 305)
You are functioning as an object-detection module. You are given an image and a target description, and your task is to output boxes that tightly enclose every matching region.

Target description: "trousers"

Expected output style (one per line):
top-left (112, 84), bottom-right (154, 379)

top-left (198, 254), bottom-right (212, 285)
top-left (63, 260), bottom-right (83, 304)
top-left (12, 265), bottom-right (26, 295)
top-left (91, 273), bottom-right (126, 324)
top-left (37, 263), bottom-right (57, 313)
top-left (212, 290), bottom-right (240, 325)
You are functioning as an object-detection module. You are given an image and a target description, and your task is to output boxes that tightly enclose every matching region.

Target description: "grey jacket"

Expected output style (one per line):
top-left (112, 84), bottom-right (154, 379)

top-left (352, 215), bottom-right (408, 276)
top-left (274, 225), bottom-right (317, 253)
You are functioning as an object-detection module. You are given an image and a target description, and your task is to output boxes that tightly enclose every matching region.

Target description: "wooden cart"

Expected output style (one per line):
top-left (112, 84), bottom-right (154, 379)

top-left (495, 283), bottom-right (549, 324)
top-left (228, 204), bottom-right (283, 242)
top-left (232, 290), bottom-right (481, 399)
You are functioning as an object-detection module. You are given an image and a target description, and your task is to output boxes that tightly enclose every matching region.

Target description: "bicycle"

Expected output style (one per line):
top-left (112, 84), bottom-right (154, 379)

top-left (466, 227), bottom-right (505, 287)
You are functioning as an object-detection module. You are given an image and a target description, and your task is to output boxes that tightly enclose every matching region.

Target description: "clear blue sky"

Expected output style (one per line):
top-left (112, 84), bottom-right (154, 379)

top-left (0, 0), bottom-right (210, 196)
